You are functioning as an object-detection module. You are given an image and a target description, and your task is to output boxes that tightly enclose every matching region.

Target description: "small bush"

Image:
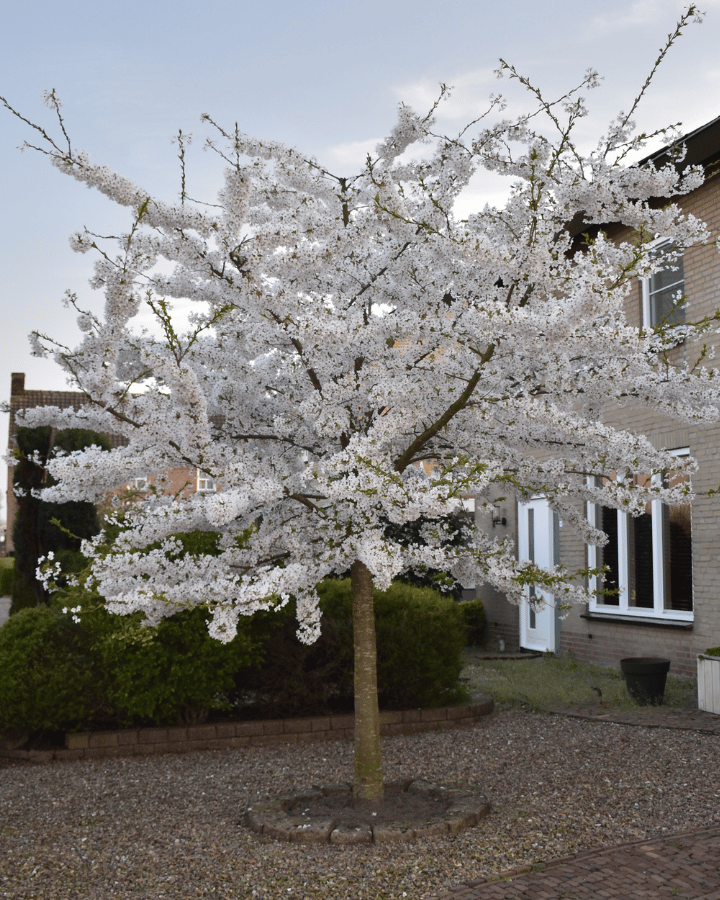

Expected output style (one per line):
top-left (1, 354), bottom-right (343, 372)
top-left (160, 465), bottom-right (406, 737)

top-left (239, 579), bottom-right (469, 714)
top-left (235, 600), bottom-right (351, 718)
top-left (0, 563), bottom-right (13, 596)
top-left (0, 605), bottom-right (103, 732)
top-left (52, 549), bottom-right (262, 727)
top-left (0, 569), bottom-right (262, 732)
top-left (97, 605), bottom-right (260, 725)
top-left (704, 647), bottom-right (720, 657)
top-left (458, 598), bottom-right (485, 646)
top-left (0, 552), bottom-right (469, 732)
top-left (367, 580), bottom-right (469, 708)
top-left (9, 562), bottom-right (39, 615)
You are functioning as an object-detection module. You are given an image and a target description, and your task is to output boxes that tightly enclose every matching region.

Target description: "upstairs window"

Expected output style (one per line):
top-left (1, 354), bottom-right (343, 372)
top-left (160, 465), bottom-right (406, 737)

top-left (197, 470), bottom-right (216, 492)
top-left (642, 240), bottom-right (685, 328)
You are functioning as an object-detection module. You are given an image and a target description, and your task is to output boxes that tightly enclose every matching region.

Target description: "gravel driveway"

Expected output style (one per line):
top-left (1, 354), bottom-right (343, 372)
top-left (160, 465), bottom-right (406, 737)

top-left (2, 709), bottom-right (719, 899)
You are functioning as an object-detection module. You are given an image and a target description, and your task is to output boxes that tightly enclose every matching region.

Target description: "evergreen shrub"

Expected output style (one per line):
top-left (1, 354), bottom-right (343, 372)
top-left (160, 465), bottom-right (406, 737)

top-left (0, 562), bottom-right (261, 733)
top-left (0, 540), bottom-right (469, 732)
top-left (11, 426), bottom-right (53, 610)
top-left (238, 579), bottom-right (470, 714)
top-left (235, 599), bottom-right (351, 718)
top-left (459, 597), bottom-right (485, 646)
top-left (338, 579), bottom-right (469, 709)
top-left (10, 425), bottom-right (110, 614)
top-left (9, 562), bottom-right (39, 615)
top-left (96, 605), bottom-right (260, 726)
top-left (0, 563), bottom-right (13, 597)
top-left (0, 605), bottom-right (103, 732)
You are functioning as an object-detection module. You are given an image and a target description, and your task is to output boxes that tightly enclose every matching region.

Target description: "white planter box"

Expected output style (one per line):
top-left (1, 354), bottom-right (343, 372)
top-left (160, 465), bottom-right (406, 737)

top-left (697, 654), bottom-right (720, 714)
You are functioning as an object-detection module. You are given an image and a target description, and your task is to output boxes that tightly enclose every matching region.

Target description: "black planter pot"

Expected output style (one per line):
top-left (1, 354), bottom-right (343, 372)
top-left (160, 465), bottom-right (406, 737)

top-left (620, 657), bottom-right (671, 706)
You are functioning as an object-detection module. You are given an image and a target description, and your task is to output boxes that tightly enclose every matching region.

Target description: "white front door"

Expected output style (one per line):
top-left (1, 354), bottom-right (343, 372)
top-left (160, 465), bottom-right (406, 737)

top-left (518, 497), bottom-right (558, 653)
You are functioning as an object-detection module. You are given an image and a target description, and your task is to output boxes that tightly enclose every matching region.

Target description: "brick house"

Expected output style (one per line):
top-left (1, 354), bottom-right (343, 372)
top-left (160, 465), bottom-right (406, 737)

top-left (5, 372), bottom-right (210, 555)
top-left (477, 115), bottom-right (720, 677)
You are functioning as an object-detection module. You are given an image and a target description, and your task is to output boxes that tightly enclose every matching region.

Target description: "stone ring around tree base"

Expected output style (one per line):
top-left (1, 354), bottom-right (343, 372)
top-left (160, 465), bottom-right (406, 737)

top-left (244, 779), bottom-right (490, 844)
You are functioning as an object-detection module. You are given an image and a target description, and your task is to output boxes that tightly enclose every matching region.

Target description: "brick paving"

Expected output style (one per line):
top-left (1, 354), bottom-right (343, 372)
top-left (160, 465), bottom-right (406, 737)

top-left (436, 827), bottom-right (720, 900)
top-left (434, 705), bottom-right (720, 900)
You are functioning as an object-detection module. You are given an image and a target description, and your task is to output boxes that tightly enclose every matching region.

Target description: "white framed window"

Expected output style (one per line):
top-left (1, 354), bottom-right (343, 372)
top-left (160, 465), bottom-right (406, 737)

top-left (129, 477), bottom-right (148, 491)
top-left (196, 470), bottom-right (216, 492)
top-left (641, 239), bottom-right (685, 328)
top-left (587, 448), bottom-right (693, 621)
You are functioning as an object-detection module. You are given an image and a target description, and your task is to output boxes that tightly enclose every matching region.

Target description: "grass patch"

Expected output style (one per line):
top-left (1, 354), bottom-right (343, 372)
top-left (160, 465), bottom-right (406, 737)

top-left (461, 652), bottom-right (697, 711)
top-left (0, 558), bottom-right (13, 569)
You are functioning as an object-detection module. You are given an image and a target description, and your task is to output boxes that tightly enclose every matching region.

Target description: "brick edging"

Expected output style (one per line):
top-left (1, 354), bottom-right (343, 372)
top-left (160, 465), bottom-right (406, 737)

top-left (549, 705), bottom-right (720, 735)
top-left (0, 697), bottom-right (493, 764)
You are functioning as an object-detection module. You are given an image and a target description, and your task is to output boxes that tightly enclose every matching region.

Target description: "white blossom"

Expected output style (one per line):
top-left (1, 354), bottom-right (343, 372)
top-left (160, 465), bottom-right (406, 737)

top-left (10, 33), bottom-right (720, 642)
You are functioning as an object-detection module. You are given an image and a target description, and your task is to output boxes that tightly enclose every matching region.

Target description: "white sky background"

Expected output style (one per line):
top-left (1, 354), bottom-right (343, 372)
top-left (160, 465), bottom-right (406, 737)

top-left (2, 0), bottom-right (720, 523)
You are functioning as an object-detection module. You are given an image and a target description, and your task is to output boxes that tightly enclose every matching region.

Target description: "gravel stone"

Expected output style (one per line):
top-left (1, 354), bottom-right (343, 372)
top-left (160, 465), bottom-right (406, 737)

top-left (2, 709), bottom-right (720, 899)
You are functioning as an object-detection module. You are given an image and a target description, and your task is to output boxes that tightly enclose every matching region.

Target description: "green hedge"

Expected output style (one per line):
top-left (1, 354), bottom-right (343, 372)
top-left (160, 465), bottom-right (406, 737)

top-left (0, 590), bottom-right (260, 733)
top-left (0, 562), bottom-right (13, 596)
top-left (236, 579), bottom-right (470, 715)
top-left (97, 605), bottom-right (259, 725)
top-left (0, 605), bottom-right (104, 732)
top-left (0, 570), bottom-right (472, 734)
top-left (9, 562), bottom-right (39, 615)
top-left (459, 598), bottom-right (485, 646)
top-left (320, 578), bottom-right (470, 709)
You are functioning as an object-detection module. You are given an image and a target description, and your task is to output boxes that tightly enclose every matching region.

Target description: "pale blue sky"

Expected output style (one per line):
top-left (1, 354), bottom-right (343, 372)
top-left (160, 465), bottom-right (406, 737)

top-left (2, 0), bottom-right (720, 521)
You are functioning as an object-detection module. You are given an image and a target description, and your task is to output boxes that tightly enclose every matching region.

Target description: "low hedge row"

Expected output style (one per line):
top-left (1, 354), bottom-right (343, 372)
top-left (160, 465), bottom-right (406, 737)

top-left (0, 577), bottom-right (482, 734)
top-left (0, 600), bottom-right (258, 733)
top-left (0, 561), bottom-right (13, 597)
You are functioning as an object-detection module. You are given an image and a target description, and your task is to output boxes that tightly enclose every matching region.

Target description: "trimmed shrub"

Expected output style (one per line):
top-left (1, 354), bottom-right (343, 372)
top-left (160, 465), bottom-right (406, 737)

top-left (97, 605), bottom-right (260, 726)
top-left (235, 600), bottom-right (351, 718)
top-left (458, 597), bottom-right (485, 646)
top-left (0, 605), bottom-right (103, 732)
top-left (0, 553), bottom-right (468, 732)
top-left (10, 426), bottom-right (111, 613)
top-left (238, 579), bottom-right (470, 714)
top-left (0, 563), bottom-right (13, 596)
top-left (52, 534), bottom-right (261, 726)
top-left (0, 570), bottom-right (261, 732)
top-left (320, 579), bottom-right (470, 709)
top-left (11, 426), bottom-right (53, 609)
top-left (9, 561), bottom-right (41, 615)
top-left (87, 526), bottom-right (260, 725)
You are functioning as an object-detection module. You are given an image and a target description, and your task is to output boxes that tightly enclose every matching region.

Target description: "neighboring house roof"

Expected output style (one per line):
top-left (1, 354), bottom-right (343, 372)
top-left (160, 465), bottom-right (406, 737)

top-left (566, 112), bottom-right (720, 241)
top-left (7, 372), bottom-right (127, 452)
top-left (642, 113), bottom-right (720, 171)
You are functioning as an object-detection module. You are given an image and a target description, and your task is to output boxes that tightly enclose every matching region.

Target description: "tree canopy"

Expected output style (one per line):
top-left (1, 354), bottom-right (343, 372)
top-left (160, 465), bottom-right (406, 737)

top-left (5, 4), bottom-right (718, 800)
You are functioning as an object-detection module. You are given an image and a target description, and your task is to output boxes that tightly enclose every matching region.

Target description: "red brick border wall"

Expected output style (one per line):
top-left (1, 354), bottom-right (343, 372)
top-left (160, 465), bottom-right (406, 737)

top-left (1, 699), bottom-right (494, 764)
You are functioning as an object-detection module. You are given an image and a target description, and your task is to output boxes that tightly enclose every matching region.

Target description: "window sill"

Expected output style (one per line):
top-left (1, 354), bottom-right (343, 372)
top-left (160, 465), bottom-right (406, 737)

top-left (581, 611), bottom-right (693, 630)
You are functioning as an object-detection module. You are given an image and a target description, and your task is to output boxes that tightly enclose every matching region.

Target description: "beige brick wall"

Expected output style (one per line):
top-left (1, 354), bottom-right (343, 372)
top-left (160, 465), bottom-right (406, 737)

top-left (476, 487), bottom-right (520, 650)
top-left (476, 172), bottom-right (720, 677)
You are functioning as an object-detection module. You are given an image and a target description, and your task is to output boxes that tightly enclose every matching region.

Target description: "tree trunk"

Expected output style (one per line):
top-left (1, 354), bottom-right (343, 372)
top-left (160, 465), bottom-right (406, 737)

top-left (350, 559), bottom-right (384, 802)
